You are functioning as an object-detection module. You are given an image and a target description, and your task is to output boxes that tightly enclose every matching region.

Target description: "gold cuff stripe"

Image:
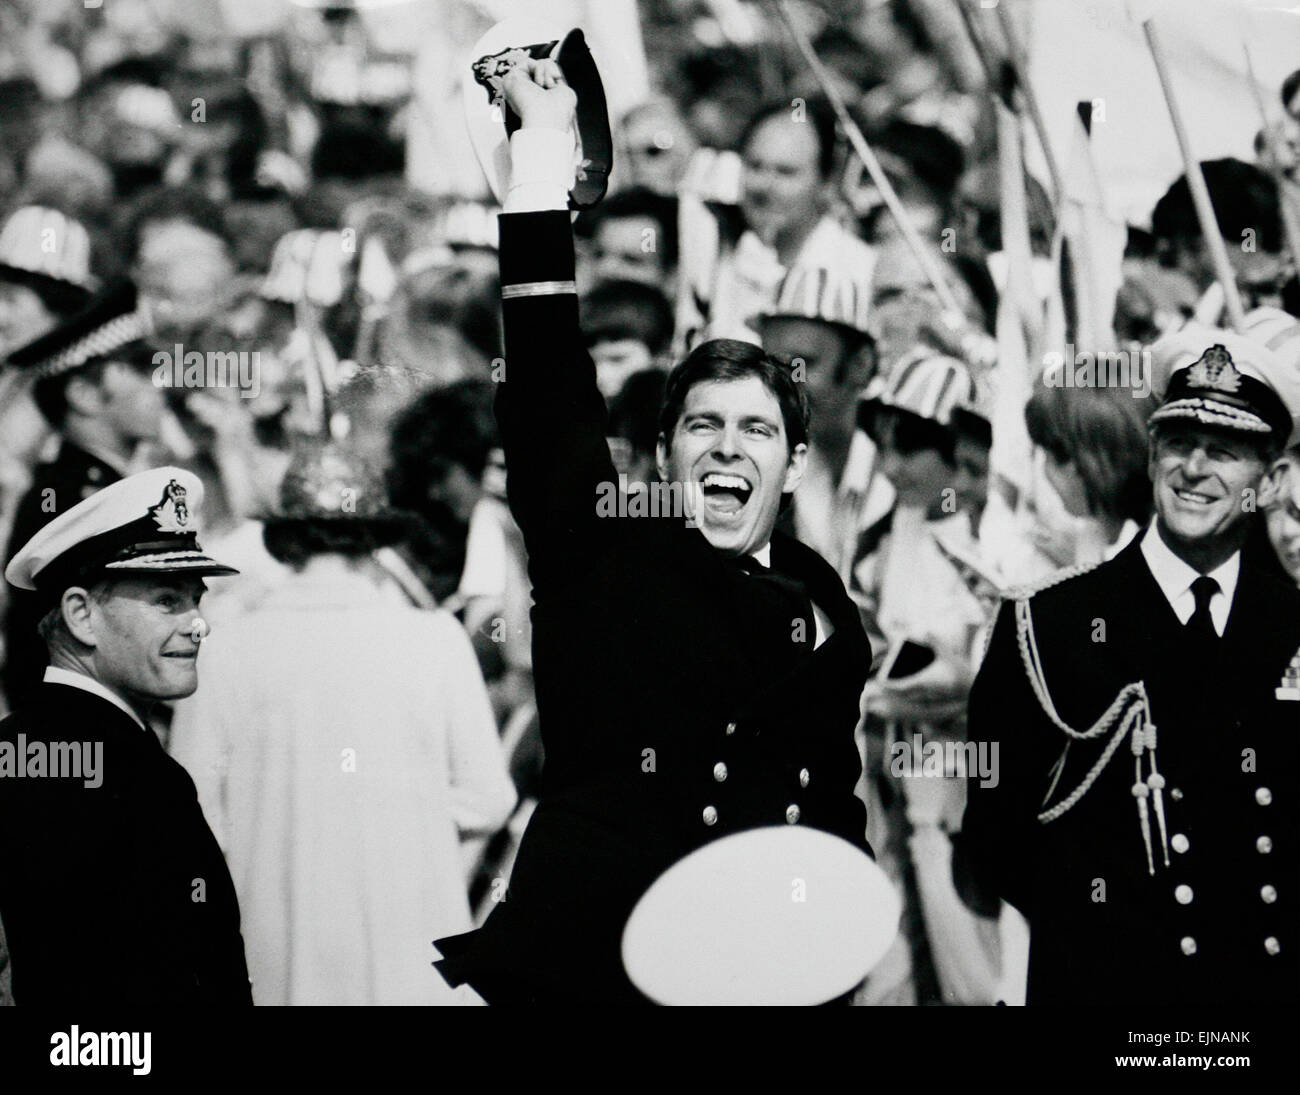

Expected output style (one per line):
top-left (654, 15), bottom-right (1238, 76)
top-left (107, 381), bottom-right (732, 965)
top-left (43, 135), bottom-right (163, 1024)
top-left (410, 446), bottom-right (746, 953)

top-left (501, 280), bottom-right (577, 300)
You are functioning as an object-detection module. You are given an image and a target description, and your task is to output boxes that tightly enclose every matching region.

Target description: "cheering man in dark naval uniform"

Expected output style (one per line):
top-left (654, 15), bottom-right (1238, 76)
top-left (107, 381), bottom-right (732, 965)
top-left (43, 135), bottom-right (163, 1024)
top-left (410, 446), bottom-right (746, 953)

top-left (434, 57), bottom-right (871, 1004)
top-left (960, 333), bottom-right (1300, 1005)
top-left (0, 468), bottom-right (251, 1005)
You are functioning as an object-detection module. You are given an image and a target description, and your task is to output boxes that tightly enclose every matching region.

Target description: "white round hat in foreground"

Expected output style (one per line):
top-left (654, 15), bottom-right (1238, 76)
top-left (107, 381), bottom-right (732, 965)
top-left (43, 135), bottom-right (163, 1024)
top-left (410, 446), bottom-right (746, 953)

top-left (622, 826), bottom-right (900, 1006)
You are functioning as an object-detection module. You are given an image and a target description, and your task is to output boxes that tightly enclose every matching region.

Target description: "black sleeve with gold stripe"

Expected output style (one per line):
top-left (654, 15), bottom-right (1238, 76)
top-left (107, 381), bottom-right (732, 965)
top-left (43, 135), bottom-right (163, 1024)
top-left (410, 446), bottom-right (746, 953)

top-left (494, 211), bottom-right (619, 595)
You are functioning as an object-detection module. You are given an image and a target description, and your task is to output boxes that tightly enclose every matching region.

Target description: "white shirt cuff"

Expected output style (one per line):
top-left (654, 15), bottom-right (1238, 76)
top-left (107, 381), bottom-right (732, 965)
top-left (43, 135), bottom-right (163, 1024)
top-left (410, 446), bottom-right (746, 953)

top-left (504, 127), bottom-right (575, 213)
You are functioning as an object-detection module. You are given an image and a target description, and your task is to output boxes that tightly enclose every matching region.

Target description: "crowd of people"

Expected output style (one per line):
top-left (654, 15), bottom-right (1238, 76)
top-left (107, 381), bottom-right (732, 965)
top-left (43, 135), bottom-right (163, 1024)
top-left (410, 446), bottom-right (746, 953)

top-left (1, 0), bottom-right (1299, 1007)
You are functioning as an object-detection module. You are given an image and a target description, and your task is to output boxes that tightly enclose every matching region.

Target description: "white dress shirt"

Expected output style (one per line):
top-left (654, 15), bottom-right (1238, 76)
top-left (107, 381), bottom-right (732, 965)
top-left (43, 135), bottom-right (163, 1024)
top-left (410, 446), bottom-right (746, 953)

top-left (504, 128), bottom-right (575, 213)
top-left (43, 665), bottom-right (147, 731)
top-left (1139, 521), bottom-right (1240, 637)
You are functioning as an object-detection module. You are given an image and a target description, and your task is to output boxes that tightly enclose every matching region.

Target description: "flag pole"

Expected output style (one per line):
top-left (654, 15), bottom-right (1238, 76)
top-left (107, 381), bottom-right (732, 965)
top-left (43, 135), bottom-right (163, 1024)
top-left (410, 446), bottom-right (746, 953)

top-left (767, 0), bottom-right (963, 317)
top-left (1142, 16), bottom-right (1247, 331)
top-left (1242, 40), bottom-right (1300, 277)
top-left (989, 0), bottom-right (1063, 207)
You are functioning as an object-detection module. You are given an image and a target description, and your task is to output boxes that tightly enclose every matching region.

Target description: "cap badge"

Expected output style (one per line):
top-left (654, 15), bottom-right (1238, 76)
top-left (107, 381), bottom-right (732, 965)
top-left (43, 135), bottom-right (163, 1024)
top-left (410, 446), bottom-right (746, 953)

top-left (150, 480), bottom-right (190, 533)
top-left (1186, 345), bottom-right (1242, 394)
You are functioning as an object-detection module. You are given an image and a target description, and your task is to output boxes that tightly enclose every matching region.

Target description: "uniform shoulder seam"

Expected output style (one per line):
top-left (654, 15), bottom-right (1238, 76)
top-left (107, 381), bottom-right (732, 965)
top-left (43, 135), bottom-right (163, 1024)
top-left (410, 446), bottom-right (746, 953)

top-left (1006, 558), bottom-right (1104, 602)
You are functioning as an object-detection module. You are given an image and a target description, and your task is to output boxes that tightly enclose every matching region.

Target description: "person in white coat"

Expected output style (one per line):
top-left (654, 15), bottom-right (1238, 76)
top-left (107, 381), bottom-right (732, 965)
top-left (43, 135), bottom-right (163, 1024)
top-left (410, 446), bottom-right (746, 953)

top-left (169, 441), bottom-right (515, 1005)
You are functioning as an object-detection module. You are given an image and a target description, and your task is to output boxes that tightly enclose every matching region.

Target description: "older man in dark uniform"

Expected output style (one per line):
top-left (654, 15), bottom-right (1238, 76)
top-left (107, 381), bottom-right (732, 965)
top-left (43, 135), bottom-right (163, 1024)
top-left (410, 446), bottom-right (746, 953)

top-left (960, 335), bottom-right (1300, 1005)
top-left (0, 467), bottom-right (251, 1005)
top-left (434, 56), bottom-right (872, 1003)
top-left (2, 280), bottom-right (167, 707)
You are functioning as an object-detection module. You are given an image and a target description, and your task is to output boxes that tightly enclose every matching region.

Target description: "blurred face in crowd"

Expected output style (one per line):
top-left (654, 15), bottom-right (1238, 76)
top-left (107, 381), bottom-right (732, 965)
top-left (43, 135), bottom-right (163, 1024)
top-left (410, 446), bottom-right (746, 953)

top-left (1173, 236), bottom-right (1290, 311)
top-left (953, 433), bottom-right (991, 526)
top-left (592, 339), bottom-right (655, 401)
top-left (423, 460), bottom-right (482, 526)
top-left (0, 281), bottom-right (56, 355)
top-left (71, 359), bottom-right (167, 445)
top-left (868, 240), bottom-right (972, 373)
top-left (688, 77), bottom-right (760, 151)
top-left (741, 114), bottom-right (825, 254)
top-left (135, 219), bottom-right (236, 340)
top-left (760, 316), bottom-right (874, 455)
top-left (590, 216), bottom-right (669, 287)
top-left (1264, 456), bottom-right (1300, 585)
top-left (70, 575), bottom-right (209, 704)
top-left (872, 408), bottom-right (954, 517)
top-left (658, 376), bottom-right (806, 557)
top-left (1149, 422), bottom-right (1279, 565)
top-left (621, 103), bottom-right (695, 197)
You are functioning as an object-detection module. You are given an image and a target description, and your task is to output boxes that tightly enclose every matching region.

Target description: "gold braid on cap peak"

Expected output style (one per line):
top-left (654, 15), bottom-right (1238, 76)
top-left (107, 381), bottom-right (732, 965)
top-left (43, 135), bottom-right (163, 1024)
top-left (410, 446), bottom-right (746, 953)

top-left (1014, 594), bottom-right (1170, 875)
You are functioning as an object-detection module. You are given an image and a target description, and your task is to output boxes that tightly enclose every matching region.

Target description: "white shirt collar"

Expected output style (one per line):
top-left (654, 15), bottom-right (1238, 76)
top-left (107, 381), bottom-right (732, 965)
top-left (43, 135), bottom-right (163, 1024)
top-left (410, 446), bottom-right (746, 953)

top-left (750, 543), bottom-right (772, 569)
top-left (43, 666), bottom-right (148, 731)
top-left (1139, 521), bottom-right (1240, 636)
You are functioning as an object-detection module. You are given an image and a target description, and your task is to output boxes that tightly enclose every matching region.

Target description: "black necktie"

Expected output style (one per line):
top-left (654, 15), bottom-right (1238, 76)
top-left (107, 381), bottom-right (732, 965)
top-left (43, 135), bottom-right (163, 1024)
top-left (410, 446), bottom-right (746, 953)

top-left (733, 553), bottom-right (817, 661)
top-left (1186, 575), bottom-right (1220, 643)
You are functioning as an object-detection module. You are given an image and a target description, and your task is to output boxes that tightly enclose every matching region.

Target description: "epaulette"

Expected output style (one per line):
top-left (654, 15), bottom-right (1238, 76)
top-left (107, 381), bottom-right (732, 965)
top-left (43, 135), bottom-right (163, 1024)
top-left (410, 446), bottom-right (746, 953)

top-left (1005, 558), bottom-right (1103, 603)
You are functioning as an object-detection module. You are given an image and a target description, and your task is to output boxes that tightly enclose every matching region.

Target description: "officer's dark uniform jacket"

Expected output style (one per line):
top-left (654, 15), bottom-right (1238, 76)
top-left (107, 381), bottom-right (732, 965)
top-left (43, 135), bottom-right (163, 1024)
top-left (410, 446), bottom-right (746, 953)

top-left (0, 682), bottom-right (252, 1005)
top-left (3, 442), bottom-right (122, 706)
top-left (960, 538), bottom-right (1299, 1005)
top-left (435, 211), bottom-right (871, 1004)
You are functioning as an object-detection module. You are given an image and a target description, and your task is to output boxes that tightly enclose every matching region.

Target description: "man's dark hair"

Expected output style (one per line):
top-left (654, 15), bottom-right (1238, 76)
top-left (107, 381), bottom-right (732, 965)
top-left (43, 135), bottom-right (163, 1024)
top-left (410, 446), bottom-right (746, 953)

top-left (609, 367), bottom-right (669, 457)
top-left (738, 98), bottom-right (839, 180)
top-left (387, 378), bottom-right (498, 515)
top-left (870, 120), bottom-right (964, 202)
top-left (679, 46), bottom-right (764, 105)
top-left (116, 185), bottom-right (232, 265)
top-left (76, 56), bottom-right (172, 104)
top-left (658, 338), bottom-right (809, 451)
top-left (262, 518), bottom-right (404, 569)
top-left (1151, 159), bottom-right (1282, 255)
top-left (575, 187), bottom-right (679, 270)
top-left (1281, 68), bottom-right (1300, 110)
top-left (582, 279), bottom-right (674, 357)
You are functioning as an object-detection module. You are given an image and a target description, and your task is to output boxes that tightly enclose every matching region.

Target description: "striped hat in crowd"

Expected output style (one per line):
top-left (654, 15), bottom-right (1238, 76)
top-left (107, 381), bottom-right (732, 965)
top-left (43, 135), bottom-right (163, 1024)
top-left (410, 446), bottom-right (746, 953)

top-left (755, 262), bottom-right (874, 345)
top-left (857, 345), bottom-right (982, 431)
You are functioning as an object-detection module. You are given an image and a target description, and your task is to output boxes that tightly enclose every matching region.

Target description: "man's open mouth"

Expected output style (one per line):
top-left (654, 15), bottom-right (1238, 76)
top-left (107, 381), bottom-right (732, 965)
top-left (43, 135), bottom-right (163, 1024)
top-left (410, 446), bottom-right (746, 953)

top-left (700, 471), bottom-right (754, 516)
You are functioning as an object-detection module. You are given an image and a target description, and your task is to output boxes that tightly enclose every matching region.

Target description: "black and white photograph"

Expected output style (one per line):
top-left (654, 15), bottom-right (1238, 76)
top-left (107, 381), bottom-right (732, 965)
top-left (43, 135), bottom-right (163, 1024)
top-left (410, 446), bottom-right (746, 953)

top-left (0, 0), bottom-right (1296, 1076)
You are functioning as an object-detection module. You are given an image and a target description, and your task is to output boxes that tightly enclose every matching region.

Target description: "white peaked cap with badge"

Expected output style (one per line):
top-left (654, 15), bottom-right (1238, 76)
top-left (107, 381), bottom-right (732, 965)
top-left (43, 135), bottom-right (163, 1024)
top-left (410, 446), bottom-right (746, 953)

top-left (462, 17), bottom-right (613, 210)
top-left (1148, 322), bottom-right (1300, 448)
top-left (5, 468), bottom-right (238, 595)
